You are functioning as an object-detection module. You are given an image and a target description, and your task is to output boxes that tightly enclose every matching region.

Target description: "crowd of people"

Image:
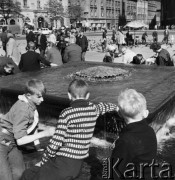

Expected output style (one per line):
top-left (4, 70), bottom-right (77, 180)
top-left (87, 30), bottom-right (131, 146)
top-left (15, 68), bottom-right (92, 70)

top-left (0, 26), bottom-right (89, 76)
top-left (0, 25), bottom-right (175, 180)
top-left (102, 25), bottom-right (175, 66)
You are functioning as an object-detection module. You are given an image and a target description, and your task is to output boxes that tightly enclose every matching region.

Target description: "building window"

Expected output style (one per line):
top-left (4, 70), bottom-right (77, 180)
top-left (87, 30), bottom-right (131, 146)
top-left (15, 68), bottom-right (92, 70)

top-left (94, 8), bottom-right (97, 16)
top-left (101, 0), bottom-right (103, 6)
top-left (90, 0), bottom-right (93, 6)
top-left (90, 8), bottom-right (94, 16)
top-left (23, 0), bottom-right (27, 7)
top-left (101, 8), bottom-right (104, 16)
top-left (37, 0), bottom-right (41, 9)
top-left (77, 0), bottom-right (80, 5)
top-left (68, 0), bottom-right (71, 6)
top-left (112, 0), bottom-right (114, 7)
top-left (94, 0), bottom-right (97, 6)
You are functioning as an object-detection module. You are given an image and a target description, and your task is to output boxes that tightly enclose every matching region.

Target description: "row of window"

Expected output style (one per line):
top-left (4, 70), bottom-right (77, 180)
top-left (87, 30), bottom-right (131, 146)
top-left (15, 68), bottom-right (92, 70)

top-left (137, 7), bottom-right (147, 13)
top-left (90, 8), bottom-right (120, 17)
top-left (23, 0), bottom-right (41, 9)
top-left (68, 0), bottom-right (80, 6)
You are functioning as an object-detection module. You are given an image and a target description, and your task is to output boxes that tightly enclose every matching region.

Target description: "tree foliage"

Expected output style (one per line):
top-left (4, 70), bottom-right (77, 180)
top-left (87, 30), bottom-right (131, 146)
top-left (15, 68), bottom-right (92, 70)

top-left (67, 5), bottom-right (84, 23)
top-left (45, 0), bottom-right (64, 21)
top-left (118, 15), bottom-right (127, 27)
top-left (0, 0), bottom-right (21, 24)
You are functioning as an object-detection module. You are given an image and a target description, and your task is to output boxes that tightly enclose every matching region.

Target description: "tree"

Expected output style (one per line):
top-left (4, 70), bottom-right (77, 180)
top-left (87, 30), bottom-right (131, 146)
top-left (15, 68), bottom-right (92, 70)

top-left (67, 5), bottom-right (84, 25)
top-left (118, 15), bottom-right (127, 28)
top-left (44, 0), bottom-right (64, 28)
top-left (0, 0), bottom-right (21, 24)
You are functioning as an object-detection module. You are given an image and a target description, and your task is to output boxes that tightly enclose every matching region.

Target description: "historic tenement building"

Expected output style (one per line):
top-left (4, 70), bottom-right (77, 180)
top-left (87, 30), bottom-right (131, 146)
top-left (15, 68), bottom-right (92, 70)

top-left (69, 0), bottom-right (123, 29)
top-left (69, 0), bottom-right (145, 29)
top-left (0, 0), bottom-right (69, 29)
top-left (0, 0), bottom-right (162, 30)
top-left (161, 0), bottom-right (175, 27)
top-left (147, 0), bottom-right (161, 28)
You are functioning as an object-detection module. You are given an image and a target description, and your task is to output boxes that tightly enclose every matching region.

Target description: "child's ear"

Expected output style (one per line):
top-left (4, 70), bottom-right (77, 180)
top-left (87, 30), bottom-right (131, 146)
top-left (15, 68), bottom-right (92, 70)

top-left (26, 93), bottom-right (31, 99)
top-left (68, 92), bottom-right (72, 100)
top-left (85, 92), bottom-right (90, 100)
top-left (143, 109), bottom-right (149, 119)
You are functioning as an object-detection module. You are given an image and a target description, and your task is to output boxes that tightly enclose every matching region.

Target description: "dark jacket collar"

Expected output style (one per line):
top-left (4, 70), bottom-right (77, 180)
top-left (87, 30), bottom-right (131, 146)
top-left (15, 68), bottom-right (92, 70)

top-left (124, 120), bottom-right (148, 132)
top-left (70, 99), bottom-right (89, 108)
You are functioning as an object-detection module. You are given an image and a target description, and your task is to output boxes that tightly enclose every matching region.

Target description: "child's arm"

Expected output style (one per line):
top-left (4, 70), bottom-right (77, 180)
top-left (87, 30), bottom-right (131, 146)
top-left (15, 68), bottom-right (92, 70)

top-left (16, 126), bottom-right (55, 146)
top-left (41, 113), bottom-right (67, 165)
top-left (95, 102), bottom-right (118, 116)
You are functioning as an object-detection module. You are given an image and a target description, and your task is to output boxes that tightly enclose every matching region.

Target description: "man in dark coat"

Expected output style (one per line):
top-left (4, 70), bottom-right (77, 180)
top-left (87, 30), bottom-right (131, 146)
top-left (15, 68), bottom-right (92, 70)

top-left (19, 41), bottom-right (57, 72)
top-left (151, 43), bottom-right (173, 66)
top-left (76, 30), bottom-right (88, 61)
top-left (37, 31), bottom-right (47, 58)
top-left (63, 36), bottom-right (82, 63)
top-left (26, 28), bottom-right (35, 44)
top-left (152, 28), bottom-right (158, 43)
top-left (163, 25), bottom-right (170, 44)
top-left (0, 27), bottom-right (8, 53)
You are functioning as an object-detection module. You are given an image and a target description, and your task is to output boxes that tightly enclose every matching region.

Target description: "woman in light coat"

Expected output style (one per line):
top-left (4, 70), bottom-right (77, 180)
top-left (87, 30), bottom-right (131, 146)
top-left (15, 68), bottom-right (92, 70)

top-left (6, 33), bottom-right (20, 65)
top-left (116, 29), bottom-right (126, 54)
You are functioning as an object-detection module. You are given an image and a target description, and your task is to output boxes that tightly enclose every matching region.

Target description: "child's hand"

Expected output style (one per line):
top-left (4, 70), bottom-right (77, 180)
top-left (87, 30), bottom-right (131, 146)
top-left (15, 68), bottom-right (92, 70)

top-left (44, 127), bottom-right (56, 137)
top-left (35, 161), bottom-right (42, 167)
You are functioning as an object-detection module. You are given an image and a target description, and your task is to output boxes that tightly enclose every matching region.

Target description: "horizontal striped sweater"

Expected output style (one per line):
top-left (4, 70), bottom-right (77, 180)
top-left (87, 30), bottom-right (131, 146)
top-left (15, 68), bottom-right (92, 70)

top-left (41, 99), bottom-right (117, 164)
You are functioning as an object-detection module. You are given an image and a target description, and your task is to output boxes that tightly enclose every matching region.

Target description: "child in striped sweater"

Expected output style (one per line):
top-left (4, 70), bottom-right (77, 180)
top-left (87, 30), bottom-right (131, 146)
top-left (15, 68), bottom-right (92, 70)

top-left (21, 79), bottom-right (118, 180)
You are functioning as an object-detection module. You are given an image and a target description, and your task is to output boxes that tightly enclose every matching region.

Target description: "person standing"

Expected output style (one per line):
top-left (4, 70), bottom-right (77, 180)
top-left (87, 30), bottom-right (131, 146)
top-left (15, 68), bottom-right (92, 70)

top-left (102, 28), bottom-right (107, 52)
top-left (57, 28), bottom-right (67, 59)
top-left (26, 28), bottom-right (35, 44)
top-left (152, 28), bottom-right (158, 43)
top-left (111, 26), bottom-right (116, 43)
top-left (117, 28), bottom-right (125, 54)
top-left (37, 30), bottom-right (47, 58)
top-left (63, 35), bottom-right (82, 63)
top-left (163, 25), bottom-right (170, 44)
top-left (76, 30), bottom-right (88, 61)
top-left (6, 33), bottom-right (21, 65)
top-left (142, 31), bottom-right (148, 45)
top-left (0, 27), bottom-right (8, 54)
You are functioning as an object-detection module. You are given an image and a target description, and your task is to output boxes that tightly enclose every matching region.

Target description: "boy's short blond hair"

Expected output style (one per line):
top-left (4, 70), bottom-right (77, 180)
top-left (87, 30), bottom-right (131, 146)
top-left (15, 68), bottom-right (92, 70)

top-left (118, 89), bottom-right (147, 119)
top-left (25, 79), bottom-right (46, 96)
top-left (68, 79), bottom-right (89, 99)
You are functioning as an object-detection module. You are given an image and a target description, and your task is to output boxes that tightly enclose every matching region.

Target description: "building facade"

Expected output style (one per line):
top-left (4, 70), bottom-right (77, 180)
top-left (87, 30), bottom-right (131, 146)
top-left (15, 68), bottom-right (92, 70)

top-left (68, 0), bottom-right (123, 30)
top-left (68, 0), bottom-right (150, 29)
top-left (161, 0), bottom-right (175, 27)
top-left (136, 0), bottom-right (148, 23)
top-left (0, 0), bottom-right (69, 30)
top-left (147, 0), bottom-right (161, 28)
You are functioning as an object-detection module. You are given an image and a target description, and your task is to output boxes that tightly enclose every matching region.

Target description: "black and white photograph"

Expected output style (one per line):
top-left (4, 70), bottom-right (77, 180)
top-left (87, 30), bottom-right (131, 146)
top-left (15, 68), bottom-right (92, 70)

top-left (0, 0), bottom-right (175, 179)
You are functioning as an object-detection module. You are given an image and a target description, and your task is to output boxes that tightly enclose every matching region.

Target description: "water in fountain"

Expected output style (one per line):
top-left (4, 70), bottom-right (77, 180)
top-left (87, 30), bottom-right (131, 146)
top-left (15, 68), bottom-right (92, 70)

top-left (1, 62), bottom-right (175, 179)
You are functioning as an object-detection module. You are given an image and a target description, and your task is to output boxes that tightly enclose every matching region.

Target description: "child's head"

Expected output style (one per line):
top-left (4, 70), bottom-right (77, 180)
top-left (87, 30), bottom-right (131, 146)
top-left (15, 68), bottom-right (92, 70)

top-left (68, 79), bottom-right (89, 101)
top-left (25, 79), bottom-right (46, 105)
top-left (117, 89), bottom-right (148, 122)
top-left (4, 63), bottom-right (14, 75)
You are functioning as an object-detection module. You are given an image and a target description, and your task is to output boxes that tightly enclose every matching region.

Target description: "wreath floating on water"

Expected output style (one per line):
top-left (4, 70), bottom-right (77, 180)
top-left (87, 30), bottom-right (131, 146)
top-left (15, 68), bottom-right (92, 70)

top-left (67, 66), bottom-right (131, 82)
